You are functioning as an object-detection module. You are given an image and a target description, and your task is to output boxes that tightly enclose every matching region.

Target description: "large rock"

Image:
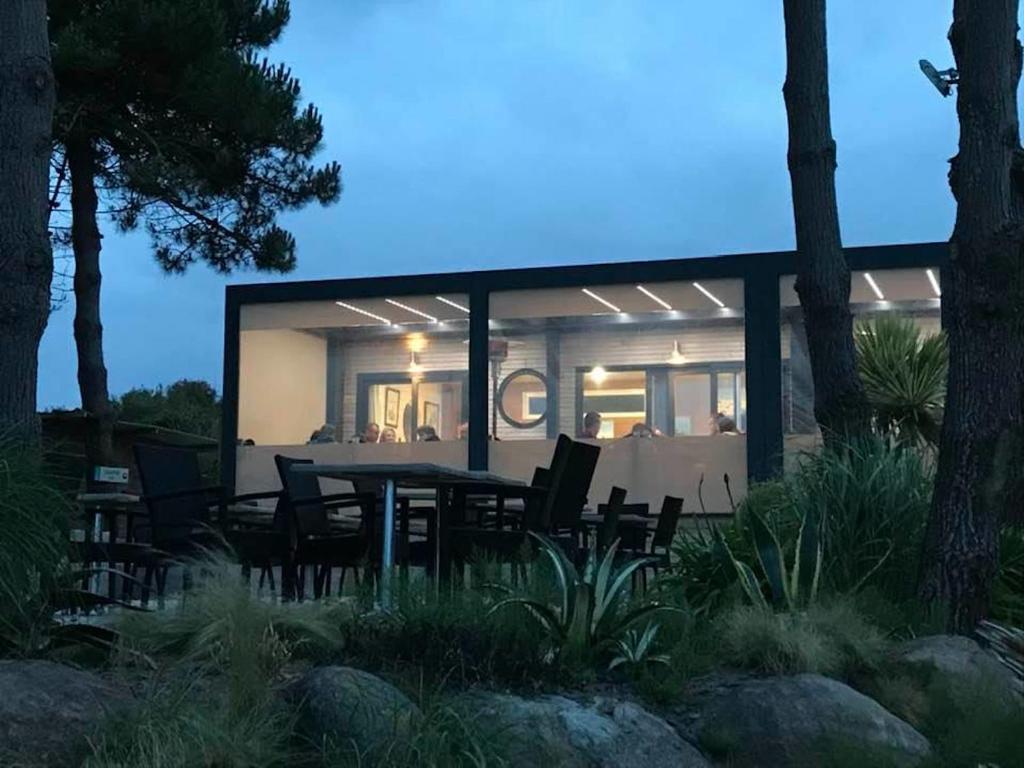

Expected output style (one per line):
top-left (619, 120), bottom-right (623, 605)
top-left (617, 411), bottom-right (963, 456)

top-left (892, 635), bottom-right (1023, 704)
top-left (287, 666), bottom-right (421, 756)
top-left (667, 673), bottom-right (931, 768)
top-left (0, 660), bottom-right (131, 767)
top-left (464, 692), bottom-right (710, 768)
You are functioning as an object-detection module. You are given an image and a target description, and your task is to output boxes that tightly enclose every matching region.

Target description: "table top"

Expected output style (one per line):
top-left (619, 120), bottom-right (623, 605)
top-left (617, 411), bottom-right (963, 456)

top-left (294, 462), bottom-right (525, 489)
top-left (77, 493), bottom-right (141, 505)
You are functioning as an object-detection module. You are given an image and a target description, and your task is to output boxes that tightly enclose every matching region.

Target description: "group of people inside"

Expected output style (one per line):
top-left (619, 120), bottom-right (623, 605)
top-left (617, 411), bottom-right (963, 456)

top-left (578, 410), bottom-right (739, 440)
top-left (308, 410), bottom-right (740, 446)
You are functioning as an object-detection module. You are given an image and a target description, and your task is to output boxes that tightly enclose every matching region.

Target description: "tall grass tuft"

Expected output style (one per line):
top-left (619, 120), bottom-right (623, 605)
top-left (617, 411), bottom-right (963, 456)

top-left (86, 679), bottom-right (292, 768)
top-left (719, 600), bottom-right (887, 677)
top-left (0, 438), bottom-right (72, 651)
top-left (118, 554), bottom-right (345, 710)
top-left (788, 436), bottom-right (933, 597)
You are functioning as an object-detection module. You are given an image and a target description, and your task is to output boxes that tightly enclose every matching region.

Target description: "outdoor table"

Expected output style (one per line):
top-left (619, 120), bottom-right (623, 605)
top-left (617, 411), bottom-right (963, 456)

top-left (77, 493), bottom-right (143, 594)
top-left (293, 463), bottom-right (526, 605)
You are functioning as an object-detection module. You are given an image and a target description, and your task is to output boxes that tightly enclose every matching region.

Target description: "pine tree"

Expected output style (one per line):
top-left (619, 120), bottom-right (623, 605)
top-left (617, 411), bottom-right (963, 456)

top-left (0, 0), bottom-right (55, 440)
top-left (49, 0), bottom-right (341, 464)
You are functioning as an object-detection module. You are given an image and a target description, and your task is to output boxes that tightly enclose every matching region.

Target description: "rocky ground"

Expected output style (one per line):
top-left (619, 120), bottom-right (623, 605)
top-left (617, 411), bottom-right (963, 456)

top-left (1, 634), bottom-right (1020, 767)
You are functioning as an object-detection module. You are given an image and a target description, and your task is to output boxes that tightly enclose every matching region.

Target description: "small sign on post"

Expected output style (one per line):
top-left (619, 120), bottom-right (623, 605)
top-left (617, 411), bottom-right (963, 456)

top-left (92, 466), bottom-right (129, 484)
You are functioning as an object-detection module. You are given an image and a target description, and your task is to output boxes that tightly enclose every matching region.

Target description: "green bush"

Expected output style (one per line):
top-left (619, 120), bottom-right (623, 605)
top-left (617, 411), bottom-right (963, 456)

top-left (993, 525), bottom-right (1024, 627)
top-left (489, 534), bottom-right (680, 670)
top-left (788, 437), bottom-right (933, 597)
top-left (855, 315), bottom-right (947, 447)
top-left (0, 440), bottom-right (72, 653)
top-left (342, 578), bottom-right (553, 689)
top-left (718, 601), bottom-right (887, 677)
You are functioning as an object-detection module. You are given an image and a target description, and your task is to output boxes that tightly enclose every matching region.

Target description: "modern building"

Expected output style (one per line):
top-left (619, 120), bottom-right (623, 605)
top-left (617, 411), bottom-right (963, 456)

top-left (222, 242), bottom-right (946, 511)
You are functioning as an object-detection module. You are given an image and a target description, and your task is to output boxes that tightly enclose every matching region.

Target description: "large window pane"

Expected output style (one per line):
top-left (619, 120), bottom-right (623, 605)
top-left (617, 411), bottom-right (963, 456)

top-left (780, 268), bottom-right (942, 457)
top-left (489, 279), bottom-right (746, 511)
top-left (236, 294), bottom-right (469, 491)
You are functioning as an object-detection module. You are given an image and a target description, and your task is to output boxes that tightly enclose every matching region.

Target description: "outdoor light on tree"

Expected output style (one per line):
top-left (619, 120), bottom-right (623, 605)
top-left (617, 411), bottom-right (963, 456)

top-left (919, 59), bottom-right (959, 97)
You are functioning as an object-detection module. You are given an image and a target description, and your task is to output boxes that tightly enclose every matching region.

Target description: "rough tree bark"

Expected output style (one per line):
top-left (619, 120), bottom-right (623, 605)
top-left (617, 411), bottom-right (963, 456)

top-left (67, 138), bottom-right (115, 466)
top-left (920, 0), bottom-right (1024, 631)
top-left (782, 0), bottom-right (871, 440)
top-left (0, 1), bottom-right (55, 441)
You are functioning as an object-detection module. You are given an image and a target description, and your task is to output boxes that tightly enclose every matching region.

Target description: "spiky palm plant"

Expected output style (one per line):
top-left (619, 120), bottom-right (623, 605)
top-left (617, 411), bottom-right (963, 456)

top-left (489, 533), bottom-right (680, 665)
top-left (855, 315), bottom-right (947, 446)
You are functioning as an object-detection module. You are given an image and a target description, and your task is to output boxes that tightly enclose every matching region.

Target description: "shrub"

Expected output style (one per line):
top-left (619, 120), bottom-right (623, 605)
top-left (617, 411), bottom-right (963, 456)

top-left (789, 437), bottom-right (932, 597)
top-left (489, 534), bottom-right (681, 669)
top-left (0, 440), bottom-right (74, 655)
top-left (855, 315), bottom-right (947, 447)
top-left (341, 578), bottom-right (552, 689)
top-left (718, 601), bottom-right (886, 677)
top-left (993, 525), bottom-right (1024, 627)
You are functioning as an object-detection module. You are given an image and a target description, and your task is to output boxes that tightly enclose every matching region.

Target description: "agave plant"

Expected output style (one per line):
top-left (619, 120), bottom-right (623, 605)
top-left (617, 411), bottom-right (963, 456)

top-left (608, 622), bottom-right (670, 672)
top-left (489, 533), bottom-right (680, 663)
top-left (723, 506), bottom-right (822, 613)
top-left (855, 315), bottom-right (947, 447)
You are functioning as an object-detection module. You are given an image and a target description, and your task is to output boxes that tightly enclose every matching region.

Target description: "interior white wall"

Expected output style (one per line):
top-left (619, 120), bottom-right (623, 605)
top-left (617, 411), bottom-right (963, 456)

top-left (238, 329), bottom-right (327, 445)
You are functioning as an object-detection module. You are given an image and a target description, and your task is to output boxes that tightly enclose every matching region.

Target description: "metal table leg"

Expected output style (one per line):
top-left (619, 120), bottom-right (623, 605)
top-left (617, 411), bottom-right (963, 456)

top-left (380, 478), bottom-right (396, 608)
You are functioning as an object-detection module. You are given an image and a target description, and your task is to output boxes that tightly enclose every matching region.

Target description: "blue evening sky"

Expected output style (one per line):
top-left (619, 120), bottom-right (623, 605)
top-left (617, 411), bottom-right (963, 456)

top-left (38, 1), bottom-right (960, 408)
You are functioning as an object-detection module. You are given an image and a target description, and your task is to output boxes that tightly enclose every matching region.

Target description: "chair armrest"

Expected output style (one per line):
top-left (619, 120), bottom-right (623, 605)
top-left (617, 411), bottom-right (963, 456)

top-left (227, 490), bottom-right (282, 504)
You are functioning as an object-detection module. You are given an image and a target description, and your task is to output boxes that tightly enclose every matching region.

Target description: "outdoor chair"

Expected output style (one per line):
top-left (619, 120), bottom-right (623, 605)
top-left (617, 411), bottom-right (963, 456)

top-left (632, 495), bottom-right (684, 592)
top-left (449, 436), bottom-right (598, 580)
top-left (132, 443), bottom-right (283, 601)
top-left (274, 455), bottom-right (376, 599)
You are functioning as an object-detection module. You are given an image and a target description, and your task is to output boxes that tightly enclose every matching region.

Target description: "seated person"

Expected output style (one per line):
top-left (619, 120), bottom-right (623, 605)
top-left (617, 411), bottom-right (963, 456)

top-left (580, 410), bottom-right (602, 439)
top-left (380, 426), bottom-right (398, 443)
top-left (415, 425), bottom-right (440, 442)
top-left (351, 421), bottom-right (380, 443)
top-left (308, 424), bottom-right (336, 444)
top-left (628, 422), bottom-right (654, 438)
top-left (709, 412), bottom-right (738, 435)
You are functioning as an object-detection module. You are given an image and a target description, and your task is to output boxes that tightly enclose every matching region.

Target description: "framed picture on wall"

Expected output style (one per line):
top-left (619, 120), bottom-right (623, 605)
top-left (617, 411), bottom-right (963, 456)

top-left (384, 387), bottom-right (401, 428)
top-left (423, 401), bottom-right (439, 429)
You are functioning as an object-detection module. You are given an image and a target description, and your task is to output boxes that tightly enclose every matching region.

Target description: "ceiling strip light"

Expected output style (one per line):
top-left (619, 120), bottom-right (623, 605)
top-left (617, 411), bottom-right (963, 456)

top-left (925, 269), bottom-right (941, 297)
top-left (692, 282), bottom-right (725, 308)
top-left (335, 300), bottom-right (391, 325)
top-left (435, 295), bottom-right (470, 313)
top-left (863, 272), bottom-right (885, 301)
top-left (637, 284), bottom-right (673, 310)
top-left (581, 288), bottom-right (622, 313)
top-left (385, 298), bottom-right (438, 322)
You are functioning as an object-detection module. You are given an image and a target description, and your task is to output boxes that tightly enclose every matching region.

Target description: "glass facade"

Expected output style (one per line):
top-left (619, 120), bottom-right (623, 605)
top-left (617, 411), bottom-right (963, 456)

top-left (487, 279), bottom-right (746, 511)
top-left (235, 294), bottom-right (469, 491)
top-left (780, 267), bottom-right (942, 457)
top-left (225, 243), bottom-right (948, 509)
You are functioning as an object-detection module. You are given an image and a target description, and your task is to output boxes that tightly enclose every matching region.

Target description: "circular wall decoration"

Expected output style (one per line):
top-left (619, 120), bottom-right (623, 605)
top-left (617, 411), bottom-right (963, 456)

top-left (497, 368), bottom-right (549, 429)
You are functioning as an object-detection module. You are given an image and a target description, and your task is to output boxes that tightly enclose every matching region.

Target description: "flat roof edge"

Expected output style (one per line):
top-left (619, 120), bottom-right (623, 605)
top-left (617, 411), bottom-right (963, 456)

top-left (225, 240), bottom-right (949, 304)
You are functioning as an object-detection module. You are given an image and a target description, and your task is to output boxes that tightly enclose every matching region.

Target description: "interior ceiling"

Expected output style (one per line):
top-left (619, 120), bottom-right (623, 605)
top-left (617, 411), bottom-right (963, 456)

top-left (490, 280), bottom-right (744, 319)
top-left (780, 268), bottom-right (941, 306)
top-left (238, 269), bottom-right (942, 332)
top-left (241, 294), bottom-right (471, 331)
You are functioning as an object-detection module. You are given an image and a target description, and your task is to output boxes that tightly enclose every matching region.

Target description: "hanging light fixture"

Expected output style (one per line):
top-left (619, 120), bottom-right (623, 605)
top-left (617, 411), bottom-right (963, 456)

top-left (588, 365), bottom-right (608, 385)
top-left (667, 340), bottom-right (687, 365)
top-left (408, 350), bottom-right (423, 373)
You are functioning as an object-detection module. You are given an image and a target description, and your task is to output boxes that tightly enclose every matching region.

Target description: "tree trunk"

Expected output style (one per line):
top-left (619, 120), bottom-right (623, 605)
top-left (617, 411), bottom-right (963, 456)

top-left (67, 138), bottom-right (115, 467)
top-left (0, 1), bottom-right (55, 441)
top-left (782, 0), bottom-right (871, 440)
top-left (920, 0), bottom-right (1024, 632)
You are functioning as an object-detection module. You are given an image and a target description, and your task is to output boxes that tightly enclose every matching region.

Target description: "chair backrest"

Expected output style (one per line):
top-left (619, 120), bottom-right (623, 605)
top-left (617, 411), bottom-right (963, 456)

top-left (544, 437), bottom-right (601, 532)
top-left (133, 444), bottom-right (210, 546)
top-left (652, 495), bottom-right (684, 550)
top-left (274, 455), bottom-right (331, 537)
top-left (597, 486), bottom-right (627, 552)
